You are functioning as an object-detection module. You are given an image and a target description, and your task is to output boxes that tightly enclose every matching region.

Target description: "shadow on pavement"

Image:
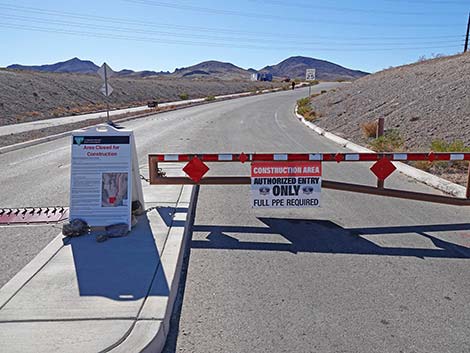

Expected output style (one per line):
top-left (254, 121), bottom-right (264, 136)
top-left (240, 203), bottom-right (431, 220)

top-left (67, 213), bottom-right (170, 300)
top-left (191, 218), bottom-right (470, 259)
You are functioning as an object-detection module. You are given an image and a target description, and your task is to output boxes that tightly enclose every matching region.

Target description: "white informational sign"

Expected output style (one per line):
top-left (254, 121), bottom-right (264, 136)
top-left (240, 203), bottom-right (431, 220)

top-left (100, 83), bottom-right (113, 97)
top-left (97, 63), bottom-right (115, 81)
top-left (70, 124), bottom-right (143, 230)
top-left (98, 63), bottom-right (114, 97)
top-left (251, 161), bottom-right (322, 208)
top-left (305, 68), bottom-right (316, 81)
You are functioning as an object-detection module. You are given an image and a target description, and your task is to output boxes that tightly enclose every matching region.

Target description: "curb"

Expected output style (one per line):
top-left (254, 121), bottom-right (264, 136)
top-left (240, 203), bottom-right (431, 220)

top-left (0, 87), bottom-right (284, 155)
top-left (294, 105), bottom-right (467, 198)
top-left (143, 185), bottom-right (198, 353)
top-left (110, 185), bottom-right (199, 353)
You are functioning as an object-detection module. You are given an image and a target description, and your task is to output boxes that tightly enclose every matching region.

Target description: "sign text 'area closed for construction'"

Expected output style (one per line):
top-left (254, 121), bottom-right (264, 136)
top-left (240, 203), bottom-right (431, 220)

top-left (251, 161), bottom-right (322, 208)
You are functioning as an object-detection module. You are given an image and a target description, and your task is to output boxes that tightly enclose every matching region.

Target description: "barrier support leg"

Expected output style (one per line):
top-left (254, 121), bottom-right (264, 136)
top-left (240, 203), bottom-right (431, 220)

top-left (149, 155), bottom-right (158, 185)
top-left (377, 178), bottom-right (384, 189)
top-left (466, 162), bottom-right (470, 199)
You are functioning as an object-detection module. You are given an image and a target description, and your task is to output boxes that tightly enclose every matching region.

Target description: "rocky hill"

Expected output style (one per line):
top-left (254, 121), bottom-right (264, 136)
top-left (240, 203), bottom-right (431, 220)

top-left (171, 60), bottom-right (252, 80)
top-left (309, 52), bottom-right (470, 149)
top-left (0, 70), bottom-right (281, 125)
top-left (8, 58), bottom-right (169, 78)
top-left (8, 58), bottom-right (100, 74)
top-left (261, 56), bottom-right (368, 81)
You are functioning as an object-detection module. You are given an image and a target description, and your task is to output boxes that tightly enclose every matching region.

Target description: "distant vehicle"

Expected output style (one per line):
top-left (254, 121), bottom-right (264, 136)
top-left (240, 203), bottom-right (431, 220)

top-left (250, 72), bottom-right (273, 82)
top-left (147, 100), bottom-right (158, 108)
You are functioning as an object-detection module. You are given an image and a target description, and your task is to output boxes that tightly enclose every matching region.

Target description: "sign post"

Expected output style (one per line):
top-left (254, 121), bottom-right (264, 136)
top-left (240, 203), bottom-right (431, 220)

top-left (305, 68), bottom-right (316, 96)
top-left (251, 161), bottom-right (321, 208)
top-left (70, 124), bottom-right (143, 230)
top-left (97, 63), bottom-right (114, 122)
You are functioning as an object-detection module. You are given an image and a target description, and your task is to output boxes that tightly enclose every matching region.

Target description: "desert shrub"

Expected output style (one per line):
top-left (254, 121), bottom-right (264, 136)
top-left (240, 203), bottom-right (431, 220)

top-left (430, 139), bottom-right (470, 153)
top-left (297, 97), bottom-right (318, 121)
top-left (205, 95), bottom-right (216, 101)
top-left (369, 129), bottom-right (404, 152)
top-left (430, 139), bottom-right (470, 170)
top-left (179, 93), bottom-right (189, 100)
top-left (361, 120), bottom-right (378, 138)
top-left (321, 90), bottom-right (327, 94)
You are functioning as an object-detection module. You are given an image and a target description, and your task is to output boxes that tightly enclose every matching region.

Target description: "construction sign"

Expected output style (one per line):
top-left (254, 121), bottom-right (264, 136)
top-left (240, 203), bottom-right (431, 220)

top-left (251, 161), bottom-right (321, 208)
top-left (70, 124), bottom-right (143, 230)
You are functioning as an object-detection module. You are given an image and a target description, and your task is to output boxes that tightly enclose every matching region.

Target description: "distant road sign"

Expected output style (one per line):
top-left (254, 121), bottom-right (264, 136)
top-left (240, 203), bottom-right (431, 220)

top-left (306, 69), bottom-right (316, 81)
top-left (97, 63), bottom-right (114, 81)
top-left (100, 83), bottom-right (113, 97)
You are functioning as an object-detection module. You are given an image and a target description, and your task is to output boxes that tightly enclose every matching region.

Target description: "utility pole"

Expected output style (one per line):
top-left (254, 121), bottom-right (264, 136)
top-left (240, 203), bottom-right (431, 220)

top-left (465, 12), bottom-right (470, 53)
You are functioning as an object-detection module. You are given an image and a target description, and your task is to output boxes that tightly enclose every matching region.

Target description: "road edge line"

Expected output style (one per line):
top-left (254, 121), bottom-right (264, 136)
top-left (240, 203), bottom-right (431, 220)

top-left (294, 105), bottom-right (467, 198)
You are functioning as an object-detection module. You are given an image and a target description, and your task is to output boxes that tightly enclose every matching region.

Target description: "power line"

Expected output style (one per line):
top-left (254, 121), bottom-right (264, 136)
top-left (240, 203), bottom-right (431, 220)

top-left (249, 0), bottom-right (459, 16)
top-left (0, 13), bottom-right (464, 47)
top-left (0, 22), bottom-right (462, 52)
top-left (0, 3), bottom-right (463, 41)
top-left (124, 0), bottom-right (460, 28)
top-left (384, 0), bottom-right (469, 5)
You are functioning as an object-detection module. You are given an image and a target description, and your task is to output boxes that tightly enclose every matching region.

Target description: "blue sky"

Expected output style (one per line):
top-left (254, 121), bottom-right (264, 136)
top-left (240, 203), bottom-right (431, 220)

top-left (0, 0), bottom-right (468, 73)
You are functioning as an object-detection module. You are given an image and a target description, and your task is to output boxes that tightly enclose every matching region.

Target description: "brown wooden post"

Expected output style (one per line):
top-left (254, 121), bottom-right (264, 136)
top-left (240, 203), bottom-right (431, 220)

top-left (376, 117), bottom-right (385, 138)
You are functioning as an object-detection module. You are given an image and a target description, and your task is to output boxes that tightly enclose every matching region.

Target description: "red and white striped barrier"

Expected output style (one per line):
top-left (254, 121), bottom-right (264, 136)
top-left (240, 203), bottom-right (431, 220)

top-left (150, 152), bottom-right (470, 163)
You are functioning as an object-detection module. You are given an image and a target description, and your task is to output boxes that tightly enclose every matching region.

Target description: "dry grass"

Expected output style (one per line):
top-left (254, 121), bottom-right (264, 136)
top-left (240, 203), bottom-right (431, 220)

top-left (361, 120), bottom-right (378, 138)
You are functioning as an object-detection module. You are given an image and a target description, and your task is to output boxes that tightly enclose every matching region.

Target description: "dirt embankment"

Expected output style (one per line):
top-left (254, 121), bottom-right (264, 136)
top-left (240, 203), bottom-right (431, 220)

top-left (0, 69), bottom-right (282, 126)
top-left (309, 52), bottom-right (470, 150)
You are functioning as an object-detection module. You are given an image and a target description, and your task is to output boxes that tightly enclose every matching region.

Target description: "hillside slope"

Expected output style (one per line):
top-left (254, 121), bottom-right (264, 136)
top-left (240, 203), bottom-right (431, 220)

top-left (261, 56), bottom-right (368, 81)
top-left (310, 52), bottom-right (470, 149)
top-left (0, 70), bottom-right (280, 125)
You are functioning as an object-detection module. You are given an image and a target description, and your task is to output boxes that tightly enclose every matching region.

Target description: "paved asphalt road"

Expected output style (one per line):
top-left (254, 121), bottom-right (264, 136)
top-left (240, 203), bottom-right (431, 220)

top-left (1, 84), bottom-right (470, 352)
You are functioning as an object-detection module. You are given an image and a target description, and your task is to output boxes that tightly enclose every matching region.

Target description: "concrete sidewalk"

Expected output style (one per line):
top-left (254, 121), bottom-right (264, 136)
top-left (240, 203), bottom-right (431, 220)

top-left (0, 91), bottom-right (258, 137)
top-left (0, 175), bottom-right (196, 352)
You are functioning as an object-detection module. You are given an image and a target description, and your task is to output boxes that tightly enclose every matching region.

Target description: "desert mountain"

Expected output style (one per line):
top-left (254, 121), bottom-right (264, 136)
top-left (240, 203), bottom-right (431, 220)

top-left (7, 58), bottom-right (169, 78)
top-left (171, 60), bottom-right (250, 80)
top-left (7, 56), bottom-right (367, 81)
top-left (260, 56), bottom-right (368, 81)
top-left (8, 57), bottom-right (100, 74)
